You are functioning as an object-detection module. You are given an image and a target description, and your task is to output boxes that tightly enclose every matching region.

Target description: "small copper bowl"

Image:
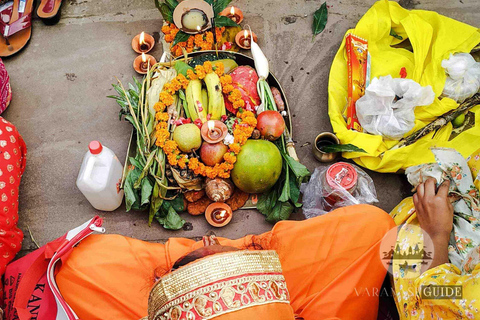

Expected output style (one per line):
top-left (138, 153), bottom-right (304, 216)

top-left (219, 6), bottom-right (244, 24)
top-left (131, 32), bottom-right (155, 54)
top-left (312, 132), bottom-right (340, 163)
top-left (205, 202), bottom-right (233, 227)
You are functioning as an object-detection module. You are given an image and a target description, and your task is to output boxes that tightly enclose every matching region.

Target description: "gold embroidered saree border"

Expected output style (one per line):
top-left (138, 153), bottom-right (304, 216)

top-left (148, 251), bottom-right (284, 318)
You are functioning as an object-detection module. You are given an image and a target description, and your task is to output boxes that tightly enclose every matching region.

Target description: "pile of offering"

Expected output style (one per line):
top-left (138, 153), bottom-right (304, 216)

top-left (157, 0), bottom-right (247, 57)
top-left (110, 46), bottom-right (309, 230)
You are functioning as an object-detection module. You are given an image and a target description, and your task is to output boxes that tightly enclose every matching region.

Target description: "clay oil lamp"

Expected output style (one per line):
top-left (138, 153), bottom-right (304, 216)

top-left (205, 202), bottom-right (233, 227)
top-left (219, 6), bottom-right (243, 23)
top-left (133, 53), bottom-right (157, 75)
top-left (131, 31), bottom-right (155, 54)
top-left (201, 120), bottom-right (228, 144)
top-left (173, 0), bottom-right (214, 34)
top-left (235, 29), bottom-right (257, 50)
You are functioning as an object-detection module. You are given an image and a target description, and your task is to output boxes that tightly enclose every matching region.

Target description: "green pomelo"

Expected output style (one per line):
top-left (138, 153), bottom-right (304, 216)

top-left (231, 140), bottom-right (282, 193)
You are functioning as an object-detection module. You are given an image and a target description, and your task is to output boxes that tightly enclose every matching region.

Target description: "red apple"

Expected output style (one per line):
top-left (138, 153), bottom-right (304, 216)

top-left (256, 110), bottom-right (285, 141)
top-left (200, 142), bottom-right (228, 166)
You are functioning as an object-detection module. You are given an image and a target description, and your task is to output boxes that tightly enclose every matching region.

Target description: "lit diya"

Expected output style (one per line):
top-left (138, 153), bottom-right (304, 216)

top-left (133, 53), bottom-right (157, 74)
top-left (131, 31), bottom-right (155, 54)
top-left (219, 6), bottom-right (243, 23)
top-left (235, 29), bottom-right (257, 50)
top-left (201, 120), bottom-right (228, 144)
top-left (173, 0), bottom-right (214, 34)
top-left (205, 202), bottom-right (233, 227)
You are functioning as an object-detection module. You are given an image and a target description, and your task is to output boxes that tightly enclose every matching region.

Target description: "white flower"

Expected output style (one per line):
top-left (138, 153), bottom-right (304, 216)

top-left (281, 111), bottom-right (287, 116)
top-left (223, 133), bottom-right (234, 145)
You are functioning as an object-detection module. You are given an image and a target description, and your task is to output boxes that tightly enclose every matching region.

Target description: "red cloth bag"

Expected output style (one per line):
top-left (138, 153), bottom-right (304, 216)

top-left (3, 216), bottom-right (104, 320)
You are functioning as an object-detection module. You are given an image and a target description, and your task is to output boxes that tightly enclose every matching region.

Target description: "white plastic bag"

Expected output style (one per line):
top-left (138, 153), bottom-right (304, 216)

top-left (442, 53), bottom-right (480, 103)
top-left (300, 164), bottom-right (378, 218)
top-left (356, 75), bottom-right (435, 140)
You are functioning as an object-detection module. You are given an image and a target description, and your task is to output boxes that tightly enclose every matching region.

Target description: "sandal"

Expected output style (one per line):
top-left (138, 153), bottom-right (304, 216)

top-left (0, 0), bottom-right (34, 57)
top-left (37, 0), bottom-right (62, 22)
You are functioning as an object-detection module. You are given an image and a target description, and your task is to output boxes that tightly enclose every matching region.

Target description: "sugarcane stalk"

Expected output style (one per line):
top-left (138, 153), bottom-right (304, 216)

top-left (386, 93), bottom-right (480, 153)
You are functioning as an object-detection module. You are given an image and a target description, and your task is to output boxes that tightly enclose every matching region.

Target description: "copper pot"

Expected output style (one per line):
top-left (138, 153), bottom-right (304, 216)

top-left (312, 132), bottom-right (340, 163)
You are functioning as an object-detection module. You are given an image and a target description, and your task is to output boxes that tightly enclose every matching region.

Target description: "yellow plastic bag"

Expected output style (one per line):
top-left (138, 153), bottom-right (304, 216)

top-left (328, 0), bottom-right (480, 173)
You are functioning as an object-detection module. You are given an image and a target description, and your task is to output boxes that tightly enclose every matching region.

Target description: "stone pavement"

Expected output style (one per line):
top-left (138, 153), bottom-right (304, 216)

top-left (1, 0), bottom-right (477, 254)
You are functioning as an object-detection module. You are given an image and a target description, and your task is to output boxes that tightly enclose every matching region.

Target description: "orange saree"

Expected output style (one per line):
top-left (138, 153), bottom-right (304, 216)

top-left (56, 204), bottom-right (395, 320)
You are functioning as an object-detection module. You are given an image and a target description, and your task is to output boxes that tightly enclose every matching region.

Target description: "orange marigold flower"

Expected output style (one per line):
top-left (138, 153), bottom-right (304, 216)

top-left (177, 74), bottom-right (189, 89)
top-left (230, 143), bottom-right (241, 154)
top-left (153, 102), bottom-right (166, 112)
top-left (163, 140), bottom-right (178, 154)
top-left (194, 34), bottom-right (204, 46)
top-left (174, 46), bottom-right (183, 57)
top-left (240, 111), bottom-right (255, 119)
top-left (188, 157), bottom-right (200, 170)
top-left (167, 153), bottom-right (178, 166)
top-left (242, 116), bottom-right (257, 127)
top-left (161, 25), bottom-right (170, 34)
top-left (205, 166), bottom-right (217, 179)
top-left (195, 65), bottom-right (206, 80)
top-left (156, 122), bottom-right (168, 130)
top-left (220, 74), bottom-right (232, 85)
top-left (159, 92), bottom-right (175, 106)
top-left (203, 61), bottom-right (213, 74)
top-left (214, 62), bottom-right (224, 76)
top-left (222, 84), bottom-right (234, 94)
top-left (186, 69), bottom-right (198, 80)
top-left (233, 100), bottom-right (245, 109)
top-left (229, 89), bottom-right (242, 102)
top-left (156, 112), bottom-right (169, 122)
top-left (223, 152), bottom-right (236, 164)
top-left (205, 32), bottom-right (214, 44)
top-left (178, 156), bottom-right (187, 169)
top-left (165, 34), bottom-right (174, 43)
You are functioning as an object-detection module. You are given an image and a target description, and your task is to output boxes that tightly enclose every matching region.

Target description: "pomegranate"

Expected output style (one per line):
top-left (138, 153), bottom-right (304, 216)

top-left (200, 142), bottom-right (228, 166)
top-left (256, 110), bottom-right (285, 141)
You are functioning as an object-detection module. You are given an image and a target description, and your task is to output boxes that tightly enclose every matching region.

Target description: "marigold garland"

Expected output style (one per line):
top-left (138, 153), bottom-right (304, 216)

top-left (162, 23), bottom-right (226, 57)
top-left (154, 61), bottom-right (256, 179)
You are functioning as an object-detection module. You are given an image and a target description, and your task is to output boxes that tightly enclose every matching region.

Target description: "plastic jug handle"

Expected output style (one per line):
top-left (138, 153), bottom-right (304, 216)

top-left (83, 156), bottom-right (97, 187)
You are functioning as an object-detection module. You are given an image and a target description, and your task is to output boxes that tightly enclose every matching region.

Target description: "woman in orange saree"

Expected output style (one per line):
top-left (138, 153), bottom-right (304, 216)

top-left (56, 204), bottom-right (395, 320)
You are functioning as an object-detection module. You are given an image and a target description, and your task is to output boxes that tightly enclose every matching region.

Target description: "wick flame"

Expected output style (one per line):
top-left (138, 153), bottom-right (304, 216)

top-left (230, 6), bottom-right (235, 15)
top-left (139, 32), bottom-right (145, 45)
top-left (141, 52), bottom-right (146, 63)
top-left (244, 29), bottom-right (249, 38)
top-left (207, 120), bottom-right (215, 131)
top-left (197, 25), bottom-right (201, 31)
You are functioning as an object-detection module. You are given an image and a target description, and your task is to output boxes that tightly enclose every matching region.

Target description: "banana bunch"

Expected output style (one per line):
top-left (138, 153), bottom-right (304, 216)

top-left (185, 72), bottom-right (226, 122)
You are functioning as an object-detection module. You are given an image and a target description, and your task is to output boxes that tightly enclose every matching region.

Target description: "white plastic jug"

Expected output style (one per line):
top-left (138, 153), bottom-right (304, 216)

top-left (76, 141), bottom-right (124, 211)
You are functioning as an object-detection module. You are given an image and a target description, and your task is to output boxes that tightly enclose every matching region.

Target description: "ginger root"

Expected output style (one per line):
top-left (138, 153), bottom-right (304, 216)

top-left (205, 178), bottom-right (234, 202)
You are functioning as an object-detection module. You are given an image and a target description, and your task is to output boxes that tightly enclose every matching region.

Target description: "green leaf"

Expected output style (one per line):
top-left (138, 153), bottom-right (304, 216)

top-left (129, 157), bottom-right (143, 170)
top-left (214, 15), bottom-right (239, 28)
top-left (174, 60), bottom-right (194, 77)
top-left (312, 2), bottom-right (328, 38)
top-left (158, 3), bottom-right (173, 23)
top-left (265, 202), bottom-right (294, 223)
top-left (172, 31), bottom-right (190, 47)
top-left (141, 178), bottom-right (154, 206)
top-left (168, 195), bottom-right (185, 212)
top-left (124, 168), bottom-right (142, 211)
top-left (257, 188), bottom-right (278, 216)
top-left (319, 143), bottom-right (366, 154)
top-left (278, 168), bottom-right (290, 202)
top-left (390, 29), bottom-right (403, 40)
top-left (213, 0), bottom-right (231, 15)
top-left (157, 207), bottom-right (185, 230)
top-left (149, 182), bottom-right (163, 226)
top-left (282, 154), bottom-right (310, 180)
top-left (204, 0), bottom-right (214, 4)
top-left (165, 0), bottom-right (178, 10)
top-left (289, 171), bottom-right (302, 207)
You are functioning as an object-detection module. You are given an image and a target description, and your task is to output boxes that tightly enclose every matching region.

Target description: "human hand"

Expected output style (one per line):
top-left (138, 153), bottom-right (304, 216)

top-left (413, 178), bottom-right (454, 243)
top-left (413, 178), bottom-right (454, 269)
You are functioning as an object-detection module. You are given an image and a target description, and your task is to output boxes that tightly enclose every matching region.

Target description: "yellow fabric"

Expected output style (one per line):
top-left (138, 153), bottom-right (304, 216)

top-left (389, 149), bottom-right (480, 319)
top-left (328, 0), bottom-right (480, 173)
